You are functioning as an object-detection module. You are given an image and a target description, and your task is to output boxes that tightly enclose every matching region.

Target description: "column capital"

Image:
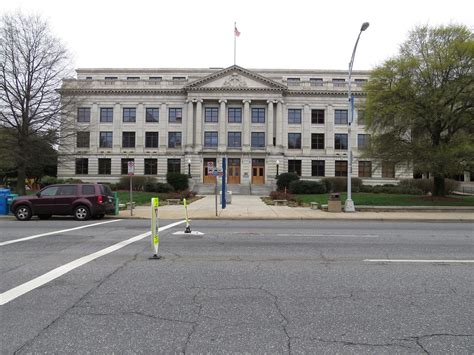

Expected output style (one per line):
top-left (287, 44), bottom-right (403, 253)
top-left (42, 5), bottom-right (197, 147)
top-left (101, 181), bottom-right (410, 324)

top-left (242, 99), bottom-right (251, 104)
top-left (218, 99), bottom-right (227, 104)
top-left (196, 99), bottom-right (204, 104)
top-left (277, 99), bottom-right (284, 104)
top-left (267, 99), bottom-right (277, 104)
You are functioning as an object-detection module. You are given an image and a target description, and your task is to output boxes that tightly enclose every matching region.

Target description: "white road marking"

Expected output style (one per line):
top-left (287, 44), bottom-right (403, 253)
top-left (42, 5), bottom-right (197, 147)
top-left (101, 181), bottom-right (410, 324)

top-left (173, 231), bottom-right (205, 236)
top-left (277, 234), bottom-right (379, 238)
top-left (0, 219), bottom-right (122, 247)
top-left (0, 220), bottom-right (185, 305)
top-left (364, 259), bottom-right (474, 263)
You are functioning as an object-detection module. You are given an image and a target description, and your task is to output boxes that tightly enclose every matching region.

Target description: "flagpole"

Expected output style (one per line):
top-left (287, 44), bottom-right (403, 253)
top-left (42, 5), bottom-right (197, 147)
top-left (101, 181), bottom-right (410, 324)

top-left (234, 22), bottom-right (236, 65)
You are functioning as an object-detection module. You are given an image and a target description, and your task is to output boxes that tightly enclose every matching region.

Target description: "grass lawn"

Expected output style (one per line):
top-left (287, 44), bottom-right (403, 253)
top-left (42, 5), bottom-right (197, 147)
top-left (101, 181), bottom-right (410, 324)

top-left (115, 191), bottom-right (200, 206)
top-left (294, 193), bottom-right (474, 206)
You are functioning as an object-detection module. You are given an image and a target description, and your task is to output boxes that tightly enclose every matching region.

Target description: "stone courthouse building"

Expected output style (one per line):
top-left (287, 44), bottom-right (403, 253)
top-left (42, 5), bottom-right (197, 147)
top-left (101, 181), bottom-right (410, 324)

top-left (58, 65), bottom-right (411, 193)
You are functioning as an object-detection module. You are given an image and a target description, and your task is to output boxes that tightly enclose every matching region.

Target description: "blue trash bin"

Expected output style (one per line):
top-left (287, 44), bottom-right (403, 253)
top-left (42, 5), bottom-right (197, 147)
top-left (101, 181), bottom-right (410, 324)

top-left (7, 193), bottom-right (19, 214)
top-left (0, 188), bottom-right (11, 215)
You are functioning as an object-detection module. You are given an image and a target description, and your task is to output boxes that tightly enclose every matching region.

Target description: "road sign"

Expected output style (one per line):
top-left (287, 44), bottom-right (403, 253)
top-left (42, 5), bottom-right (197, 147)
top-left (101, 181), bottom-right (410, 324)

top-left (213, 170), bottom-right (218, 177)
top-left (207, 162), bottom-right (214, 176)
top-left (127, 161), bottom-right (135, 176)
top-left (218, 172), bottom-right (224, 177)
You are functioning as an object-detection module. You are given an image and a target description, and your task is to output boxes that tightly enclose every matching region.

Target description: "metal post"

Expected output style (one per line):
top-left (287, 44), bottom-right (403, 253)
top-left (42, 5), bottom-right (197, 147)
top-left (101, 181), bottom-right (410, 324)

top-left (184, 198), bottom-right (191, 233)
top-left (221, 157), bottom-right (226, 209)
top-left (130, 176), bottom-right (133, 216)
top-left (345, 22), bottom-right (369, 213)
top-left (150, 197), bottom-right (161, 259)
top-left (215, 176), bottom-right (218, 217)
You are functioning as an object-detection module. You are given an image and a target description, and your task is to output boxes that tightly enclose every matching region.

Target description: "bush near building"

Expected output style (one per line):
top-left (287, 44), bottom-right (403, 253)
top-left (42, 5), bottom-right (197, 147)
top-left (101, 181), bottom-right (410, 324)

top-left (321, 177), bottom-right (363, 193)
top-left (276, 173), bottom-right (300, 191)
top-left (166, 172), bottom-right (189, 192)
top-left (289, 180), bottom-right (327, 194)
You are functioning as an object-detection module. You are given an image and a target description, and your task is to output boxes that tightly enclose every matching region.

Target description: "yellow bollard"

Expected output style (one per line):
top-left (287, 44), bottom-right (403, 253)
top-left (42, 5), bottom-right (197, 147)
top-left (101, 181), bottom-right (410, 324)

top-left (184, 198), bottom-right (191, 233)
top-left (150, 197), bottom-right (161, 259)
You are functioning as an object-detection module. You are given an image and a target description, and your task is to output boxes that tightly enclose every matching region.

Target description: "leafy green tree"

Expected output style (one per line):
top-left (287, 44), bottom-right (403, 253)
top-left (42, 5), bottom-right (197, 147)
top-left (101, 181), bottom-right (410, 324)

top-left (364, 25), bottom-right (474, 196)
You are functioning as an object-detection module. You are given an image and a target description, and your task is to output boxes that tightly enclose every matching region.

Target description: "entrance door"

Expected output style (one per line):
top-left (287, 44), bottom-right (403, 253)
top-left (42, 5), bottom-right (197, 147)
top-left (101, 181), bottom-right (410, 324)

top-left (228, 158), bottom-right (241, 184)
top-left (252, 159), bottom-right (265, 184)
top-left (203, 158), bottom-right (216, 184)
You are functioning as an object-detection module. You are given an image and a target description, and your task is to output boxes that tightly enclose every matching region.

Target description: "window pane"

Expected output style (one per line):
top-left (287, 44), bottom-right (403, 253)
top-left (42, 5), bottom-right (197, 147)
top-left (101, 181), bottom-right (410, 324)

top-left (228, 132), bottom-right (241, 147)
top-left (251, 132), bottom-right (265, 148)
top-left (228, 108), bottom-right (242, 123)
top-left (204, 131), bottom-right (218, 147)
top-left (144, 159), bottom-right (158, 175)
top-left (288, 109), bottom-right (302, 124)
top-left (288, 160), bottom-right (302, 176)
top-left (121, 158), bottom-right (134, 175)
top-left (122, 132), bottom-right (135, 147)
top-left (146, 108), bottom-right (159, 122)
top-left (169, 108), bottom-right (182, 123)
top-left (167, 159), bottom-right (181, 173)
top-left (168, 132), bottom-right (182, 148)
top-left (81, 185), bottom-right (95, 195)
top-left (77, 132), bottom-right (90, 148)
top-left (100, 108), bottom-right (113, 122)
top-left (99, 132), bottom-right (113, 148)
top-left (335, 134), bottom-right (348, 149)
top-left (145, 132), bottom-right (159, 148)
top-left (77, 108), bottom-right (91, 122)
top-left (251, 108), bottom-right (265, 123)
top-left (359, 161), bottom-right (372, 177)
top-left (311, 133), bottom-right (324, 149)
top-left (335, 161), bottom-right (348, 176)
top-left (205, 107), bottom-right (219, 123)
top-left (98, 158), bottom-right (111, 175)
top-left (288, 133), bottom-right (301, 149)
top-left (75, 158), bottom-right (88, 175)
top-left (311, 160), bottom-right (325, 176)
top-left (335, 110), bottom-right (348, 124)
top-left (311, 109), bottom-right (324, 124)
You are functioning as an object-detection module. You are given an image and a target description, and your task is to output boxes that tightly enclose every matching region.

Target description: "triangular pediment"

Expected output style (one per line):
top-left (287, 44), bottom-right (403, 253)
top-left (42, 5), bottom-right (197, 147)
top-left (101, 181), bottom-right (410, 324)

top-left (186, 65), bottom-right (286, 91)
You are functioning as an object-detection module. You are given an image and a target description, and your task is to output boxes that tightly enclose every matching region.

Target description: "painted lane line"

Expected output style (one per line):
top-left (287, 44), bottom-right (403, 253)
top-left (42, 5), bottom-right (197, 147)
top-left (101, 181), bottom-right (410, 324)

top-left (364, 259), bottom-right (474, 263)
top-left (0, 220), bottom-right (185, 305)
top-left (277, 234), bottom-right (379, 238)
top-left (0, 219), bottom-right (122, 247)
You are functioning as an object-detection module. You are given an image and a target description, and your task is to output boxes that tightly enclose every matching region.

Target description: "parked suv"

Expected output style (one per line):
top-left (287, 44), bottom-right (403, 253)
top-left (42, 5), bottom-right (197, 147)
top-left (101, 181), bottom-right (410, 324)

top-left (11, 184), bottom-right (115, 221)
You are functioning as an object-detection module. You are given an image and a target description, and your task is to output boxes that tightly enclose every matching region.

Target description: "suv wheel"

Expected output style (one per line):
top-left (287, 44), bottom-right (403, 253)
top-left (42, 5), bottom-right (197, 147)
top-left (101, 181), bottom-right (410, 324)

top-left (15, 205), bottom-right (32, 221)
top-left (73, 205), bottom-right (90, 221)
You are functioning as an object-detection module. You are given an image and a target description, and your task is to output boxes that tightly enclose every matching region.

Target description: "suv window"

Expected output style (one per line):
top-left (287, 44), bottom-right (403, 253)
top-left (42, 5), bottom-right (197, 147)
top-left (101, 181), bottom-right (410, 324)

top-left (100, 184), bottom-right (113, 196)
top-left (82, 185), bottom-right (96, 195)
top-left (40, 186), bottom-right (59, 197)
top-left (58, 185), bottom-right (77, 196)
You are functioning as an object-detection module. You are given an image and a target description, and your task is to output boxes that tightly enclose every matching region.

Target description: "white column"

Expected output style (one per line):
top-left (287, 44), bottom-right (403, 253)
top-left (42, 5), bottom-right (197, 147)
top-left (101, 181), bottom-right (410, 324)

top-left (243, 99), bottom-right (251, 152)
top-left (113, 103), bottom-right (121, 151)
top-left (276, 100), bottom-right (283, 149)
top-left (136, 103), bottom-right (144, 152)
top-left (186, 100), bottom-right (194, 151)
top-left (302, 104), bottom-right (311, 153)
top-left (326, 104), bottom-right (334, 153)
top-left (195, 99), bottom-right (203, 151)
top-left (91, 103), bottom-right (99, 152)
top-left (266, 100), bottom-right (274, 150)
top-left (218, 99), bottom-right (227, 151)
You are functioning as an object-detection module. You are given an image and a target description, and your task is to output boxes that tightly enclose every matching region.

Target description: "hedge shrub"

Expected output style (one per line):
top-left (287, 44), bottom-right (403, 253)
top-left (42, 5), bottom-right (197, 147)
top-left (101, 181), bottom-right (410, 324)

top-left (276, 172), bottom-right (300, 191)
top-left (321, 177), bottom-right (363, 192)
top-left (289, 180), bottom-right (327, 194)
top-left (118, 176), bottom-right (152, 191)
top-left (400, 178), bottom-right (460, 194)
top-left (269, 191), bottom-right (295, 201)
top-left (145, 181), bottom-right (174, 193)
top-left (166, 172), bottom-right (189, 192)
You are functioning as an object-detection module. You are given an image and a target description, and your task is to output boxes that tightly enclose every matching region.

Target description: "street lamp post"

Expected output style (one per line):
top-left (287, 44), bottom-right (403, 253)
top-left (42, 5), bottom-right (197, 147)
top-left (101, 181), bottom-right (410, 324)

top-left (345, 22), bottom-right (369, 213)
top-left (276, 160), bottom-right (280, 178)
top-left (187, 158), bottom-right (192, 177)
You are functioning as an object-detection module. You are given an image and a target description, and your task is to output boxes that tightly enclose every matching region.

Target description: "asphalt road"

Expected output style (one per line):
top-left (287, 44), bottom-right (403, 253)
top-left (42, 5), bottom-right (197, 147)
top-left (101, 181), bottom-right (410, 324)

top-left (1, 218), bottom-right (473, 354)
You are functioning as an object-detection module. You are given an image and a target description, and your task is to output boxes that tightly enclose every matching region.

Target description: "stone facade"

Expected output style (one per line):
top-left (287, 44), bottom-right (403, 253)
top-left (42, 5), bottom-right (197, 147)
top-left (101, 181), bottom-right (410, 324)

top-left (58, 65), bottom-right (413, 190)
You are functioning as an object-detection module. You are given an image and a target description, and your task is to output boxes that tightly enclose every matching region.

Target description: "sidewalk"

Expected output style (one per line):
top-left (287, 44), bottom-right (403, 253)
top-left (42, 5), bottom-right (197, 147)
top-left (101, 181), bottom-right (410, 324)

top-left (118, 195), bottom-right (474, 221)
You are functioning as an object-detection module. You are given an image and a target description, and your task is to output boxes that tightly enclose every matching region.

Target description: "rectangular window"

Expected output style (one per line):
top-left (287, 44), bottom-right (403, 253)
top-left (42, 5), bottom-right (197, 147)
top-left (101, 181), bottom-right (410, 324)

top-left (335, 160), bottom-right (348, 176)
top-left (310, 78), bottom-right (323, 86)
top-left (76, 131), bottom-right (90, 148)
top-left (169, 108), bottom-right (182, 123)
top-left (127, 76), bottom-right (140, 80)
top-left (288, 109), bottom-right (302, 124)
top-left (122, 132), bottom-right (136, 148)
top-left (359, 161), bottom-right (372, 177)
top-left (311, 133), bottom-right (324, 149)
top-left (172, 76), bottom-right (186, 81)
top-left (104, 76), bottom-right (118, 81)
top-left (228, 107), bottom-right (242, 123)
top-left (357, 110), bottom-right (366, 125)
top-left (228, 132), bottom-right (241, 148)
top-left (149, 76), bottom-right (162, 81)
top-left (144, 158), bottom-right (158, 175)
top-left (251, 108), bottom-right (265, 123)
top-left (355, 79), bottom-right (367, 87)
top-left (311, 160), bottom-right (325, 177)
top-left (332, 78), bottom-right (346, 87)
top-left (167, 159), bottom-right (181, 173)
top-left (288, 160), bottom-right (302, 176)
top-left (311, 109), bottom-right (325, 124)
top-left (77, 108), bottom-right (91, 122)
top-left (358, 134), bottom-right (370, 149)
top-left (100, 108), bottom-right (113, 123)
top-left (204, 131), bottom-right (218, 148)
top-left (382, 162), bottom-right (395, 178)
top-left (98, 158), bottom-right (111, 175)
top-left (204, 107), bottom-right (218, 123)
top-left (145, 132), bottom-right (159, 148)
top-left (335, 133), bottom-right (348, 150)
top-left (121, 158), bottom-right (134, 175)
top-left (335, 109), bottom-right (348, 124)
top-left (75, 158), bottom-right (88, 175)
top-left (123, 108), bottom-right (136, 122)
top-left (168, 132), bottom-right (182, 148)
top-left (99, 131), bottom-right (113, 148)
top-left (288, 133), bottom-right (301, 149)
top-left (287, 78), bottom-right (300, 86)
top-left (251, 132), bottom-right (265, 148)
top-left (146, 108), bottom-right (159, 123)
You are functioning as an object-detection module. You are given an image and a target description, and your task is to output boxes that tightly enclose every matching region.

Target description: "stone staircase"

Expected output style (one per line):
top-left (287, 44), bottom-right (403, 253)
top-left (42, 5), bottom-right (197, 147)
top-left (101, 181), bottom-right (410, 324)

top-left (194, 183), bottom-right (273, 195)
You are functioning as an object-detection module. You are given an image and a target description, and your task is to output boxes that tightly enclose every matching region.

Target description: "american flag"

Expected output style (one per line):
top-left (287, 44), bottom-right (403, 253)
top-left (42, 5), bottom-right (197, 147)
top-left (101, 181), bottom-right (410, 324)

top-left (234, 26), bottom-right (240, 37)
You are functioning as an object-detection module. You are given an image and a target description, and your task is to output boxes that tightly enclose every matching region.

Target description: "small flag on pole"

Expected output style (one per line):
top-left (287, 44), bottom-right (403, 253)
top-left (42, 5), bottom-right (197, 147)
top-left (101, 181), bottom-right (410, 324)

top-left (234, 25), bottom-right (240, 37)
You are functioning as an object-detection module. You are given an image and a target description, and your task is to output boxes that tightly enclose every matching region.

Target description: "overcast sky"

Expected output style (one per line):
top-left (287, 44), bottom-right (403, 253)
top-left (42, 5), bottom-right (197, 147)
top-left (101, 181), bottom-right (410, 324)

top-left (2, 0), bottom-right (473, 72)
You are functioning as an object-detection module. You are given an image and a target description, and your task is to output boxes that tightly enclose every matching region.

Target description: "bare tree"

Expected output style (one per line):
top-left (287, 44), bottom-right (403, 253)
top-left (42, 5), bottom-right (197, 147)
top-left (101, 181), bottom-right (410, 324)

top-left (0, 12), bottom-right (75, 195)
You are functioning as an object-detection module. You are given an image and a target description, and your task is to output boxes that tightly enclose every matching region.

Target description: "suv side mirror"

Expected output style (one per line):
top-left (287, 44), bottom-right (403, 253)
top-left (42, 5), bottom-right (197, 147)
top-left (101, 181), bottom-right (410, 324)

top-left (36, 192), bottom-right (41, 197)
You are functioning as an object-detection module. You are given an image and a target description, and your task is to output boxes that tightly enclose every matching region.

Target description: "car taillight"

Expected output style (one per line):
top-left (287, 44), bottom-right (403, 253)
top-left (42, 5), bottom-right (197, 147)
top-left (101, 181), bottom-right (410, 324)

top-left (97, 195), bottom-right (103, 204)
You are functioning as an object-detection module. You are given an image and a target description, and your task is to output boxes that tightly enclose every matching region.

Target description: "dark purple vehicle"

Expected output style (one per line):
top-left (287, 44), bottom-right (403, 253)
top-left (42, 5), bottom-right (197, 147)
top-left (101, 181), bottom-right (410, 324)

top-left (11, 184), bottom-right (115, 221)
